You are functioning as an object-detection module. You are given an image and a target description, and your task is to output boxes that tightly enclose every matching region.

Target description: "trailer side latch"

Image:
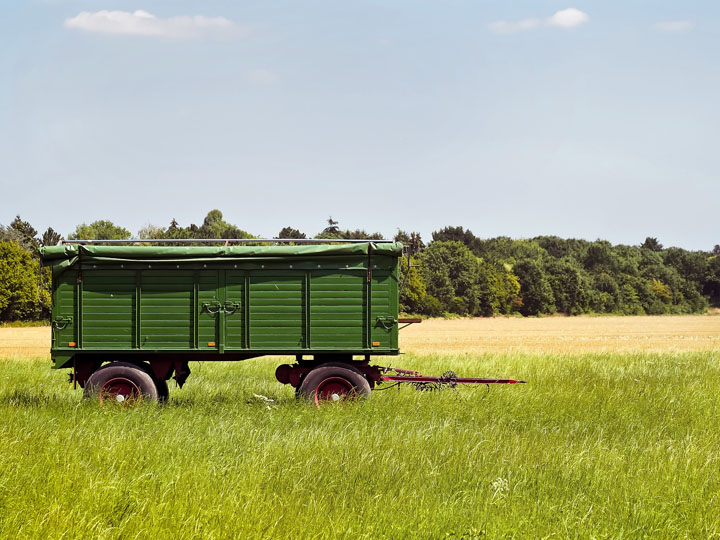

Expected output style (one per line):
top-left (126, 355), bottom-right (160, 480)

top-left (202, 301), bottom-right (222, 314)
top-left (52, 316), bottom-right (73, 330)
top-left (223, 301), bottom-right (241, 315)
top-left (375, 316), bottom-right (397, 330)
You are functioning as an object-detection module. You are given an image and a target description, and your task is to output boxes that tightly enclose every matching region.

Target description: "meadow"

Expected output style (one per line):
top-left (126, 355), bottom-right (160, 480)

top-left (1, 316), bottom-right (719, 539)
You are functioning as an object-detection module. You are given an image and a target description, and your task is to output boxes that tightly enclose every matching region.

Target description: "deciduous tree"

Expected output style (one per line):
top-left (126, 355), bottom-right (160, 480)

top-left (68, 220), bottom-right (131, 241)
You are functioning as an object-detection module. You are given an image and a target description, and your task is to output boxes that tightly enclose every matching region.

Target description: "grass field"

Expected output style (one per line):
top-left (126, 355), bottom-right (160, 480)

top-left (1, 316), bottom-right (719, 539)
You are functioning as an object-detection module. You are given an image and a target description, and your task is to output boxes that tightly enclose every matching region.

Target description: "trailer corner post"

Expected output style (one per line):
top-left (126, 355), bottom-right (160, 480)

top-left (219, 270), bottom-right (226, 354)
top-left (304, 271), bottom-right (311, 349)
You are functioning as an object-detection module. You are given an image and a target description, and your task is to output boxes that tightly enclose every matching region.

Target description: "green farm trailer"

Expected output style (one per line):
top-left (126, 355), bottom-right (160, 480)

top-left (40, 239), bottom-right (523, 405)
top-left (40, 240), bottom-right (410, 403)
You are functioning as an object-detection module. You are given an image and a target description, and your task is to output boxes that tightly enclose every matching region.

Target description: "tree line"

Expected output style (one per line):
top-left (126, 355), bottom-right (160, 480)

top-left (1, 210), bottom-right (719, 321)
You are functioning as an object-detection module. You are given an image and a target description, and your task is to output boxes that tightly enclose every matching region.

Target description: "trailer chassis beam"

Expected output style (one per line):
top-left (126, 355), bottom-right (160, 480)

top-left (377, 366), bottom-right (526, 389)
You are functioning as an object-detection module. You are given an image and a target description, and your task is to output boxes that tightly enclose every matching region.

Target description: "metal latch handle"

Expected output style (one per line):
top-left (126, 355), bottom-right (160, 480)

top-left (203, 301), bottom-right (222, 314)
top-left (52, 316), bottom-right (73, 330)
top-left (375, 316), bottom-right (397, 330)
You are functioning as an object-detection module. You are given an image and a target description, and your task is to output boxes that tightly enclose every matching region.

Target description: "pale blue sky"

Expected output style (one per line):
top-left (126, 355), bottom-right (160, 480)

top-left (1, 1), bottom-right (718, 249)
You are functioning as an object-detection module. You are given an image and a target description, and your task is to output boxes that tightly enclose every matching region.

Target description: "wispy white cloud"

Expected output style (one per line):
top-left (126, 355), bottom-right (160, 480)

top-left (547, 8), bottom-right (590, 28)
top-left (247, 69), bottom-right (279, 85)
top-left (64, 10), bottom-right (242, 38)
top-left (654, 20), bottom-right (694, 33)
top-left (489, 18), bottom-right (541, 33)
top-left (489, 8), bottom-right (589, 34)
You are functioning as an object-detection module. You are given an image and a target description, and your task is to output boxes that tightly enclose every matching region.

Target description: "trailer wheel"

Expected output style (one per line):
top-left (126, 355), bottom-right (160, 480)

top-left (155, 379), bottom-right (169, 403)
top-left (298, 365), bottom-right (371, 405)
top-left (84, 362), bottom-right (160, 405)
top-left (133, 362), bottom-right (169, 402)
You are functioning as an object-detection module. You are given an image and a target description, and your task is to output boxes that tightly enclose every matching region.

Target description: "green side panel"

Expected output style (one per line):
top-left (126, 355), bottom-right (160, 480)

top-left (198, 271), bottom-right (219, 349)
top-left (249, 272), bottom-right (304, 349)
top-left (371, 271), bottom-right (397, 349)
top-left (53, 270), bottom-right (77, 348)
top-left (48, 251), bottom-right (399, 355)
top-left (225, 271), bottom-right (246, 349)
top-left (82, 271), bottom-right (135, 349)
top-left (140, 271), bottom-right (194, 349)
top-left (310, 271), bottom-right (366, 349)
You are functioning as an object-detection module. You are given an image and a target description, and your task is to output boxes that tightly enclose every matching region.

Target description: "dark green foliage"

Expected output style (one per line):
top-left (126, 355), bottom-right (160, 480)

top-left (198, 210), bottom-right (253, 239)
top-left (618, 280), bottom-right (645, 315)
top-left (322, 217), bottom-right (340, 236)
top-left (68, 220), bottom-right (131, 241)
top-left (1, 210), bottom-right (717, 320)
top-left (545, 258), bottom-right (589, 315)
top-left (10, 215), bottom-right (37, 239)
top-left (0, 227), bottom-right (34, 253)
top-left (315, 229), bottom-right (384, 240)
top-left (394, 230), bottom-right (424, 256)
top-left (431, 226), bottom-right (475, 247)
top-left (0, 241), bottom-right (49, 320)
top-left (473, 236), bottom-right (549, 264)
top-left (418, 242), bottom-right (457, 309)
top-left (277, 227), bottom-right (306, 239)
top-left (589, 273), bottom-right (620, 313)
top-left (642, 237), bottom-right (663, 251)
top-left (472, 236), bottom-right (516, 261)
top-left (41, 228), bottom-right (61, 247)
top-left (398, 256), bottom-right (427, 314)
top-left (0, 217), bottom-right (52, 321)
top-left (485, 262), bottom-right (521, 315)
top-left (704, 256), bottom-right (720, 306)
top-left (583, 241), bottom-right (619, 273)
top-left (472, 233), bottom-right (711, 316)
top-left (513, 260), bottom-right (555, 316)
top-left (663, 248), bottom-right (708, 285)
top-left (394, 230), bottom-right (411, 245)
top-left (137, 224), bottom-right (166, 240)
top-left (143, 211), bottom-right (256, 243)
top-left (2, 217), bottom-right (39, 254)
top-left (421, 295), bottom-right (443, 316)
top-left (535, 236), bottom-right (572, 259)
top-left (10, 216), bottom-right (40, 256)
top-left (416, 241), bottom-right (519, 316)
top-left (314, 218), bottom-right (383, 240)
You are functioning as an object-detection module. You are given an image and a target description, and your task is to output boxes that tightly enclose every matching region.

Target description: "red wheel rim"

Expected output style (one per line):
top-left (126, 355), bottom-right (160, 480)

top-left (314, 377), bottom-right (357, 407)
top-left (99, 377), bottom-right (141, 406)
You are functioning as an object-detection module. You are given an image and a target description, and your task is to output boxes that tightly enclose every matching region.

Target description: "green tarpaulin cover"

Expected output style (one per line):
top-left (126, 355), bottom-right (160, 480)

top-left (40, 243), bottom-right (403, 274)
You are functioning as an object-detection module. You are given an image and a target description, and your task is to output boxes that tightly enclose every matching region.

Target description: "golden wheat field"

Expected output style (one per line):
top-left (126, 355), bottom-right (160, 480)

top-left (0, 326), bottom-right (52, 359)
top-left (401, 314), bottom-right (720, 355)
top-left (1, 314), bottom-right (718, 360)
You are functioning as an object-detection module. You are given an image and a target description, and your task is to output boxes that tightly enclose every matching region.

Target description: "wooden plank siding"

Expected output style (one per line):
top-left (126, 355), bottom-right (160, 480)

top-left (249, 273), bottom-right (305, 349)
top-left (140, 271), bottom-right (194, 349)
top-left (310, 271), bottom-right (366, 349)
top-left (81, 271), bottom-right (135, 349)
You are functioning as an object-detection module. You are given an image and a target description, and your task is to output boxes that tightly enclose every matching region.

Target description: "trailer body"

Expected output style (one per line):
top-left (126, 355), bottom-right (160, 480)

top-left (41, 243), bottom-right (401, 376)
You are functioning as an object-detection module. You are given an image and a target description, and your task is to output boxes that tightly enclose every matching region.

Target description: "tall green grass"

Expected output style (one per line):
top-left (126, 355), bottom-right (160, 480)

top-left (1, 352), bottom-right (718, 539)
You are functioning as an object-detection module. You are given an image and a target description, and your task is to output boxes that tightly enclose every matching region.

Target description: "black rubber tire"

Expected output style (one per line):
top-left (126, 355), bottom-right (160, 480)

top-left (84, 362), bottom-right (160, 403)
top-left (155, 379), bottom-right (170, 402)
top-left (132, 362), bottom-right (170, 402)
top-left (298, 365), bottom-right (372, 402)
top-left (294, 361), bottom-right (366, 392)
top-left (314, 361), bottom-right (365, 375)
